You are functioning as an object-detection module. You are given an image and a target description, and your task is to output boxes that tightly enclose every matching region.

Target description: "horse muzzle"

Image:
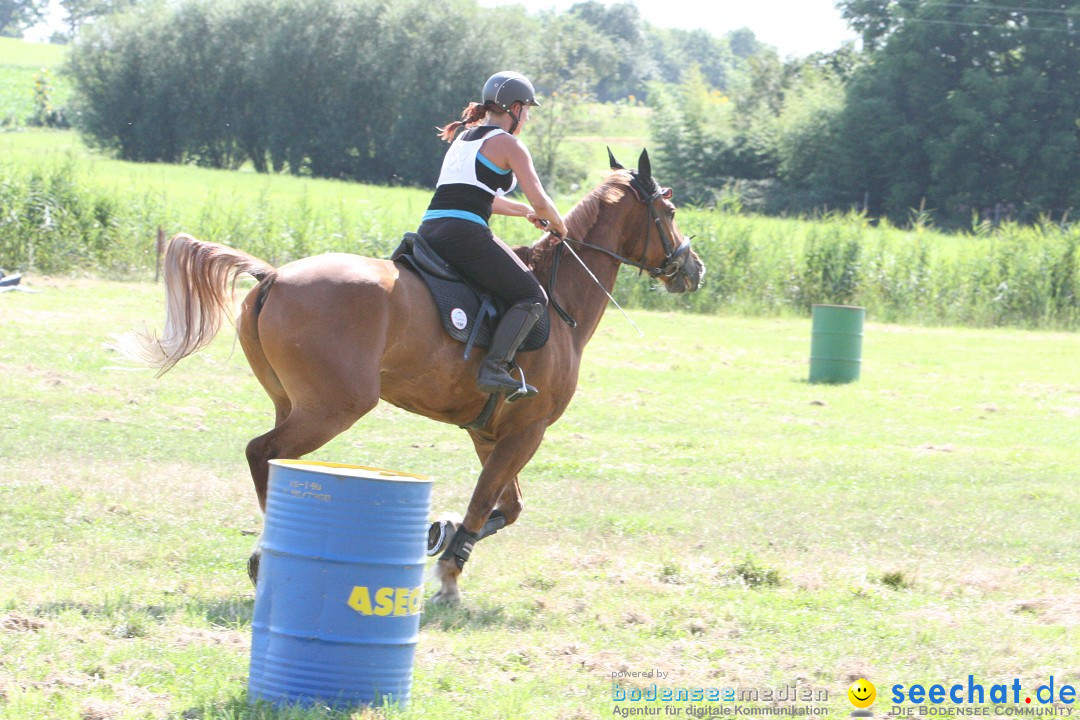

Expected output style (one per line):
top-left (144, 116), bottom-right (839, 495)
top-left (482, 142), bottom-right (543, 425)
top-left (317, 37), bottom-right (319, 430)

top-left (661, 249), bottom-right (705, 294)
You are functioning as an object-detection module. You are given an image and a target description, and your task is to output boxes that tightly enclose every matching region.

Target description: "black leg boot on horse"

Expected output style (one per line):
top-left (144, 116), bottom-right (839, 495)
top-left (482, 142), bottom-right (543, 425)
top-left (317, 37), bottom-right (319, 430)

top-left (476, 301), bottom-right (544, 398)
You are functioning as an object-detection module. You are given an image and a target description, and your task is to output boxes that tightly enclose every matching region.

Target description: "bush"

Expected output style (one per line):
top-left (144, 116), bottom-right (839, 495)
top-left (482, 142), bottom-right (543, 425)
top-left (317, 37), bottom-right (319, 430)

top-left (611, 207), bottom-right (1080, 329)
top-left (66, 0), bottom-right (516, 184)
top-left (3, 157), bottom-right (1079, 330)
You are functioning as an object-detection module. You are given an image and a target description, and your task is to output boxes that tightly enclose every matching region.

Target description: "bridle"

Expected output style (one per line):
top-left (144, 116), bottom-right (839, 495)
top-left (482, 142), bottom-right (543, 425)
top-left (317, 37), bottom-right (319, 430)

top-left (569, 173), bottom-right (693, 279)
top-left (546, 172), bottom-right (694, 328)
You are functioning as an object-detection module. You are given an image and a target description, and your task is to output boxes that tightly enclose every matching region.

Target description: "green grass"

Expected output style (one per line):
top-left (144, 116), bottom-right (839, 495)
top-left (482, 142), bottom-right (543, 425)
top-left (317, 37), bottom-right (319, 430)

top-left (0, 38), bottom-right (69, 126)
top-left (0, 38), bottom-right (66, 68)
top-left (6, 129), bottom-right (1080, 329)
top-left (564, 100), bottom-right (651, 171)
top-left (1, 278), bottom-right (1078, 718)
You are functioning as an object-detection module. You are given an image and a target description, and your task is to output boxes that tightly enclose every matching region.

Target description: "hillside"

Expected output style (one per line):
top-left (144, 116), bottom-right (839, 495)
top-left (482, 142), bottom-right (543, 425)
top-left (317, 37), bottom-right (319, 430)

top-left (0, 37), bottom-right (70, 126)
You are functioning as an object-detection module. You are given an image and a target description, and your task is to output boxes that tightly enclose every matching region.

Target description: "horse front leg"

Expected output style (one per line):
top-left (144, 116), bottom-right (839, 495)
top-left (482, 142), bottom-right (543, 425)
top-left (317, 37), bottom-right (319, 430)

top-left (432, 426), bottom-right (544, 605)
top-left (427, 476), bottom-right (522, 560)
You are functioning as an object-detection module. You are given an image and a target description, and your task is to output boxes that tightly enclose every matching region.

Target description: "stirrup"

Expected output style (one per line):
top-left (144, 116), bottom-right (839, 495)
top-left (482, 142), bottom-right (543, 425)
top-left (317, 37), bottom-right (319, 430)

top-left (505, 364), bottom-right (537, 403)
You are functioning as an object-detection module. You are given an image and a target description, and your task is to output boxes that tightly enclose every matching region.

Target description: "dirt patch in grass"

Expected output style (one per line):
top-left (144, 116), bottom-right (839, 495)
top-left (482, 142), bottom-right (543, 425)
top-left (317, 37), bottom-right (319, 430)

top-left (171, 625), bottom-right (249, 650)
top-left (1011, 597), bottom-right (1080, 626)
top-left (958, 567), bottom-right (1019, 593)
top-left (902, 606), bottom-right (960, 627)
top-left (5, 457), bottom-right (252, 511)
top-left (79, 698), bottom-right (125, 720)
top-left (917, 443), bottom-right (957, 453)
top-left (1, 612), bottom-right (48, 632)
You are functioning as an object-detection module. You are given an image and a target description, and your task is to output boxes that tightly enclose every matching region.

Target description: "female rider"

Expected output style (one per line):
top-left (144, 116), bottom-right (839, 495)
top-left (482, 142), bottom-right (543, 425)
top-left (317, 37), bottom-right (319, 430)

top-left (418, 70), bottom-right (568, 398)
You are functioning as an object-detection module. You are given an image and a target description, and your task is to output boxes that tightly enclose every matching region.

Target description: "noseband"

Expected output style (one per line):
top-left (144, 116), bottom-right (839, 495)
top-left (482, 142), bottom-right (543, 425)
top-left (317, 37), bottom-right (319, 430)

top-left (568, 174), bottom-right (693, 279)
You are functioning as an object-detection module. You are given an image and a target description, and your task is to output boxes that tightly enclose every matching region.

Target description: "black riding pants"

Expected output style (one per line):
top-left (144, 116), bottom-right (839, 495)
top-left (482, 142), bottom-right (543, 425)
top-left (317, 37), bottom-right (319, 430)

top-left (418, 218), bottom-right (548, 308)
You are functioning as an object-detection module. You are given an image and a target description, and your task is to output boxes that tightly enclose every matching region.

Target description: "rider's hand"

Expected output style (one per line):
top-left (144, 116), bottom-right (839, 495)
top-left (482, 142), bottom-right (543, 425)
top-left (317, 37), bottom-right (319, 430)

top-left (529, 215), bottom-right (565, 243)
top-left (549, 217), bottom-right (568, 241)
top-left (529, 214), bottom-right (566, 244)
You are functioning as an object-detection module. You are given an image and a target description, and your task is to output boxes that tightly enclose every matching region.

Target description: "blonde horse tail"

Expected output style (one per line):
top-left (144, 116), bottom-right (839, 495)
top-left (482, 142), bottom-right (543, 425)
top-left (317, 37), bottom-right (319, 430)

top-left (111, 233), bottom-right (277, 376)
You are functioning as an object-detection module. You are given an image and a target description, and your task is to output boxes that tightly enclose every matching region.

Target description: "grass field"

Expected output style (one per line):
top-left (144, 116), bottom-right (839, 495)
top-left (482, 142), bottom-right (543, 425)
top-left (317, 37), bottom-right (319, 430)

top-left (0, 127), bottom-right (625, 260)
top-left (7, 127), bottom-right (1080, 329)
top-left (0, 38), bottom-right (65, 68)
top-left (0, 38), bottom-right (69, 127)
top-left (1, 278), bottom-right (1078, 719)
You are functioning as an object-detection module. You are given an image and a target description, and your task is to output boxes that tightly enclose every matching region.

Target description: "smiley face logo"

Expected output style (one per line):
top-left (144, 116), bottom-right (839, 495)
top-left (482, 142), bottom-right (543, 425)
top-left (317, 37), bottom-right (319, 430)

top-left (848, 678), bottom-right (876, 709)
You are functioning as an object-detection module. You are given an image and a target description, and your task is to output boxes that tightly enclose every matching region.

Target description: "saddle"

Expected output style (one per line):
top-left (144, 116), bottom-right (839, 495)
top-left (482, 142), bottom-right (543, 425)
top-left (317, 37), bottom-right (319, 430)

top-left (391, 233), bottom-right (550, 358)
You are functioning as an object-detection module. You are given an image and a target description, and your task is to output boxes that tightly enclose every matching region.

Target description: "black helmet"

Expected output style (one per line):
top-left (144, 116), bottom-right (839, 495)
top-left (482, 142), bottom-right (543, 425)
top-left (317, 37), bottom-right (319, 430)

top-left (482, 71), bottom-right (540, 111)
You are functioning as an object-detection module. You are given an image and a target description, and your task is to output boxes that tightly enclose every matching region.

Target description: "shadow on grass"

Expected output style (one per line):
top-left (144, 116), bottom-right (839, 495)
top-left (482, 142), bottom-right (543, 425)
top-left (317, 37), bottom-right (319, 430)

top-left (199, 597), bottom-right (255, 626)
top-left (28, 592), bottom-right (534, 633)
top-left (29, 595), bottom-right (254, 627)
top-left (419, 598), bottom-right (537, 631)
top-left (184, 692), bottom-right (403, 719)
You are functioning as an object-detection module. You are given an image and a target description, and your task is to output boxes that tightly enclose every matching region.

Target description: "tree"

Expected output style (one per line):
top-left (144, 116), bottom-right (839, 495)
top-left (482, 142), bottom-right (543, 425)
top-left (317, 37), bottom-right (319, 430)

top-left (520, 77), bottom-right (593, 193)
top-left (646, 27), bottom-right (738, 91)
top-left (833, 0), bottom-right (1080, 223)
top-left (60, 0), bottom-right (140, 36)
top-left (772, 66), bottom-right (848, 206)
top-left (568, 0), bottom-right (653, 100)
top-left (0, 0), bottom-right (45, 37)
top-left (728, 28), bottom-right (761, 59)
top-left (66, 0), bottom-right (520, 184)
top-left (649, 66), bottom-right (749, 204)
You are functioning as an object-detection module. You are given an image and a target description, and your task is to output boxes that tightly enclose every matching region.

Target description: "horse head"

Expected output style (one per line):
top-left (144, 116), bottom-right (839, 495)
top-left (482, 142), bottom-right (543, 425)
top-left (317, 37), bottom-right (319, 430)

top-left (606, 148), bottom-right (705, 294)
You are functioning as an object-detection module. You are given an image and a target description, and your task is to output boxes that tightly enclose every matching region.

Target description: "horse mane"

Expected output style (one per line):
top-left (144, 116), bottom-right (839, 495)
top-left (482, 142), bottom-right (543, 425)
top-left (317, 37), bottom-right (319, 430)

top-left (519, 172), bottom-right (631, 277)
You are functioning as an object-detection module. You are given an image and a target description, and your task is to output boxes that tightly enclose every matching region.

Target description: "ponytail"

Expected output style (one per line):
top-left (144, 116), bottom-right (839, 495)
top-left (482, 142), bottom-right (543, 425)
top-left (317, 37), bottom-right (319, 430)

top-left (436, 101), bottom-right (501, 142)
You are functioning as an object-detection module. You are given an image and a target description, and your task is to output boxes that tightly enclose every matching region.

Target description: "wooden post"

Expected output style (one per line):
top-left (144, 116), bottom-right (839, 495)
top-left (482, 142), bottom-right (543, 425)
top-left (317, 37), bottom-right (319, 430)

top-left (155, 228), bottom-right (165, 282)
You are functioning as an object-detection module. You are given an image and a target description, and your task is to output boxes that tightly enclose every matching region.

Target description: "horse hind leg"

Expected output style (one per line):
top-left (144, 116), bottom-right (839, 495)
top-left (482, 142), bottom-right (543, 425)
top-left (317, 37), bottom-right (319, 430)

top-left (238, 288), bottom-right (296, 583)
top-left (245, 398), bottom-right (378, 584)
top-left (237, 295), bottom-right (292, 419)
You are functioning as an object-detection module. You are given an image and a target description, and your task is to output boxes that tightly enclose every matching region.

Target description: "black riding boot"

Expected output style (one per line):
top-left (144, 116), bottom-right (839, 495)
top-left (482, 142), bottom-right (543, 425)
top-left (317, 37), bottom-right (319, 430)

top-left (477, 301), bottom-right (543, 396)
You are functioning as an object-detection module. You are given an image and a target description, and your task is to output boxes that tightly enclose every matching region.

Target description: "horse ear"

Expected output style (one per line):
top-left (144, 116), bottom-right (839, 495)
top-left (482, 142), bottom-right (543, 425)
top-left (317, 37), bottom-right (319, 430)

top-left (637, 148), bottom-right (652, 185)
top-left (607, 146), bottom-right (624, 170)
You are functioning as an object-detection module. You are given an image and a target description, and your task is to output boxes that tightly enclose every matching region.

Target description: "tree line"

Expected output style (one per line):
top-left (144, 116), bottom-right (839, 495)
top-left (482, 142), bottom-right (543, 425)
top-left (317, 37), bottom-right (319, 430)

top-left (62, 0), bottom-right (1080, 226)
top-left (63, 0), bottom-right (753, 188)
top-left (651, 0), bottom-right (1080, 225)
top-left (1, 0), bottom-right (139, 40)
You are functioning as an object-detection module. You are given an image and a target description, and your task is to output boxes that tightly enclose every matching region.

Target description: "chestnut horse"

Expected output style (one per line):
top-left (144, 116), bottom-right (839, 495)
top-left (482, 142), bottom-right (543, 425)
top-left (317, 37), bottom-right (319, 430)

top-left (115, 149), bottom-right (704, 604)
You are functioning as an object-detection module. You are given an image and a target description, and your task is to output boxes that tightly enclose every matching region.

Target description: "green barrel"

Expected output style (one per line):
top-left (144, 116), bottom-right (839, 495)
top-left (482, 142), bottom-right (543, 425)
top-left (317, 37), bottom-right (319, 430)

top-left (808, 304), bottom-right (865, 384)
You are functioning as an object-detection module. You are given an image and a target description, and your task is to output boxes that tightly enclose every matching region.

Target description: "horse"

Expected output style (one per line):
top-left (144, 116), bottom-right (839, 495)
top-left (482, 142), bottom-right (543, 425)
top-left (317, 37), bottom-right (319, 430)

top-left (114, 148), bottom-right (705, 604)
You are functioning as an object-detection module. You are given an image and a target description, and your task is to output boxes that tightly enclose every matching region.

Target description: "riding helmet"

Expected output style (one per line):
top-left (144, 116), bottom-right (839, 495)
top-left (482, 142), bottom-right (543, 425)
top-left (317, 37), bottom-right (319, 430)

top-left (482, 71), bottom-right (540, 110)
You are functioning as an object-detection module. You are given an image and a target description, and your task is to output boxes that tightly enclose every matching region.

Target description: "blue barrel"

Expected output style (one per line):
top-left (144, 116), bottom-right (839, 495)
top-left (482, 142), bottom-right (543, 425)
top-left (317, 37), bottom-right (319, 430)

top-left (248, 460), bottom-right (432, 709)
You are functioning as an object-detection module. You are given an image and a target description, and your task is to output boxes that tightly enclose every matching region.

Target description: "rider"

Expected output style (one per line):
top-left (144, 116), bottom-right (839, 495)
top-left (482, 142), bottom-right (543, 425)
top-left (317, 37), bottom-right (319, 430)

top-left (419, 70), bottom-right (568, 398)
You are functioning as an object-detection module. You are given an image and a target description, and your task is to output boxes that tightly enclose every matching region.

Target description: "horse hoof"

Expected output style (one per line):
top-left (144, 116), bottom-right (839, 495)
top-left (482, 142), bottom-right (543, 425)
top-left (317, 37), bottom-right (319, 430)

top-left (427, 520), bottom-right (451, 556)
top-left (427, 513), bottom-right (462, 556)
top-left (431, 589), bottom-right (461, 606)
top-left (247, 552), bottom-right (260, 586)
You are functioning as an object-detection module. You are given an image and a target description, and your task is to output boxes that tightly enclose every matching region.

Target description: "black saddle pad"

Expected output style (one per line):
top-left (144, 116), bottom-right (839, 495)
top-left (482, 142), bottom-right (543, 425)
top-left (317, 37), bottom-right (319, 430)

top-left (391, 234), bottom-right (550, 356)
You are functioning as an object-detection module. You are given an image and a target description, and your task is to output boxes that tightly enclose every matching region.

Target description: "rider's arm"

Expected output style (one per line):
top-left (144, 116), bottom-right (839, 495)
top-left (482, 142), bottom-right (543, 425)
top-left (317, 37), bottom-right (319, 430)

top-left (492, 196), bottom-right (531, 217)
top-left (486, 134), bottom-right (567, 239)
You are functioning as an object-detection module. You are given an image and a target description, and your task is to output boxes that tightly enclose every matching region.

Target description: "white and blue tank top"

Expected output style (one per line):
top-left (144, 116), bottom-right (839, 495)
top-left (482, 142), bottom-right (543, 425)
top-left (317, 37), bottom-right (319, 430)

top-left (422, 126), bottom-right (517, 227)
